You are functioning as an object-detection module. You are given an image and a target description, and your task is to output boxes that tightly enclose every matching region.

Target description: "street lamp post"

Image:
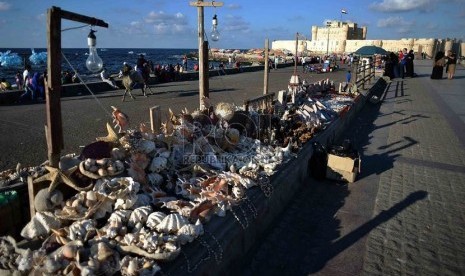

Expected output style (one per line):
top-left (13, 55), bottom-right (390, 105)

top-left (326, 21), bottom-right (331, 56)
top-left (189, 1), bottom-right (223, 110)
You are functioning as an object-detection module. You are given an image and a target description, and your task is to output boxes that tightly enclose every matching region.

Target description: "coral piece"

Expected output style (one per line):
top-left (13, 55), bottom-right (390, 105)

top-left (112, 106), bottom-right (129, 133)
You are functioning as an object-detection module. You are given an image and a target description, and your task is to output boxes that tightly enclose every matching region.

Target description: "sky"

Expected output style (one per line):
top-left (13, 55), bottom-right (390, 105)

top-left (0, 0), bottom-right (464, 49)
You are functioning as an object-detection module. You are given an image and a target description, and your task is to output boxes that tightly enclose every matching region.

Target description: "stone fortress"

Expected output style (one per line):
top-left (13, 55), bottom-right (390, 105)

top-left (271, 20), bottom-right (464, 58)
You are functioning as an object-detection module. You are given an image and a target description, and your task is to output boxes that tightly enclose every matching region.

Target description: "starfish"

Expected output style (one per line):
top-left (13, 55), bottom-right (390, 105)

top-left (33, 165), bottom-right (93, 192)
top-left (96, 123), bottom-right (120, 143)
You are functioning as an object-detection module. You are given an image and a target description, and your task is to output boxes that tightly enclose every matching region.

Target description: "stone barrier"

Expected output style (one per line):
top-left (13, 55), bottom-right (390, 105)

top-left (160, 78), bottom-right (387, 275)
top-left (0, 63), bottom-right (294, 105)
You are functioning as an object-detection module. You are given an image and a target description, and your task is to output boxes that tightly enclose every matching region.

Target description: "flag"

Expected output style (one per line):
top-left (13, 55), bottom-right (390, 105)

top-left (341, 9), bottom-right (348, 14)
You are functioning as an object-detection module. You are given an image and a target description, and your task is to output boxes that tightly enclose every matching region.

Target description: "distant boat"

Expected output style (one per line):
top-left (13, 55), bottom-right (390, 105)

top-left (100, 49), bottom-right (108, 52)
top-left (128, 51), bottom-right (134, 54)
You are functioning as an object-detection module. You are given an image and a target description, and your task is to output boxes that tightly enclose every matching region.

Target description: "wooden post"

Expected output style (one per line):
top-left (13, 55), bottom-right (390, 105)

top-left (150, 106), bottom-right (161, 134)
top-left (263, 38), bottom-right (269, 95)
top-left (203, 40), bottom-right (209, 97)
top-left (44, 6), bottom-right (108, 168)
top-left (46, 7), bottom-right (63, 168)
top-left (189, 1), bottom-right (223, 110)
top-left (362, 60), bottom-right (366, 90)
top-left (294, 32), bottom-right (298, 76)
top-left (197, 1), bottom-right (206, 110)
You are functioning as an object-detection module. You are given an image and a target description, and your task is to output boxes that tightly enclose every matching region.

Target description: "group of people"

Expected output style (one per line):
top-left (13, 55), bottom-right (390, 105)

top-left (18, 64), bottom-right (47, 102)
top-left (383, 48), bottom-right (416, 80)
top-left (431, 50), bottom-right (457, 80)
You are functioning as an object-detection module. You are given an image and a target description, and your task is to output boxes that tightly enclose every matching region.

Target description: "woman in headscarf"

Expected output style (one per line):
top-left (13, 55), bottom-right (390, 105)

top-left (430, 51), bottom-right (445, 79)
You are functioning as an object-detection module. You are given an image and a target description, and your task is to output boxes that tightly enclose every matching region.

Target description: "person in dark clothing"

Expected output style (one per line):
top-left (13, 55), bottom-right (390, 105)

top-left (405, 50), bottom-right (415, 77)
top-left (430, 51), bottom-right (445, 79)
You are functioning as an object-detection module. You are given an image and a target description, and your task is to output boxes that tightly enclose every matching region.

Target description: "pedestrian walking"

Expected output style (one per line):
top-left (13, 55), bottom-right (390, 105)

top-left (445, 50), bottom-right (457, 80)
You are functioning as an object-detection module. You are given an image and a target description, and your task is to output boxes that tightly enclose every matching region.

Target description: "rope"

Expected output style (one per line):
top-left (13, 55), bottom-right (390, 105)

top-left (61, 52), bottom-right (112, 117)
top-left (61, 24), bottom-right (90, 32)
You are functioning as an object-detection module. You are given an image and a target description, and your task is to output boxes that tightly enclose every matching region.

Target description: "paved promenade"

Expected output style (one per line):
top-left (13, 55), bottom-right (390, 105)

top-left (240, 59), bottom-right (465, 275)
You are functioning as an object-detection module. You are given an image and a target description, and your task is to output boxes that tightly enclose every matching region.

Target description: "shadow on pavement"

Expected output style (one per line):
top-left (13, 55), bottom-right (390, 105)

top-left (304, 190), bottom-right (428, 274)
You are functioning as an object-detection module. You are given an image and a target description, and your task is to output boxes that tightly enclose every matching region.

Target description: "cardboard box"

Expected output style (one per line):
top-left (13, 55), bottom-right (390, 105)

top-left (326, 153), bottom-right (360, 183)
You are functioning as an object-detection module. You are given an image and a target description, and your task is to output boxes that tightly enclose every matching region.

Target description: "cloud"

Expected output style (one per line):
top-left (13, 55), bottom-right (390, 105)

top-left (377, 16), bottom-right (414, 34)
top-left (222, 15), bottom-right (250, 33)
top-left (370, 0), bottom-right (433, 12)
top-left (144, 11), bottom-right (190, 35)
top-left (0, 1), bottom-right (11, 11)
top-left (227, 4), bottom-right (241, 9)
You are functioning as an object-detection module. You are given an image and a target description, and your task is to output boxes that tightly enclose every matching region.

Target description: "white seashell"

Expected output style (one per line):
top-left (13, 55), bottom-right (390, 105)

top-left (34, 188), bottom-right (63, 212)
top-left (98, 168), bottom-right (108, 177)
top-left (156, 213), bottom-right (189, 234)
top-left (84, 158), bottom-right (95, 169)
top-left (86, 190), bottom-right (97, 201)
top-left (232, 185), bottom-right (245, 199)
top-left (177, 219), bottom-right (204, 245)
top-left (96, 158), bottom-right (111, 167)
top-left (128, 206), bottom-right (153, 228)
top-left (123, 233), bottom-right (138, 245)
top-left (69, 219), bottom-right (96, 241)
top-left (146, 212), bottom-right (167, 230)
top-left (149, 157), bottom-right (168, 173)
top-left (114, 196), bottom-right (138, 210)
top-left (108, 209), bottom-right (132, 223)
top-left (20, 211), bottom-right (61, 240)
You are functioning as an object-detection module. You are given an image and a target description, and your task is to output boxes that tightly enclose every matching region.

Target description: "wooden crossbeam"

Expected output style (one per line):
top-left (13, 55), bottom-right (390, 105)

top-left (189, 1), bottom-right (224, 7)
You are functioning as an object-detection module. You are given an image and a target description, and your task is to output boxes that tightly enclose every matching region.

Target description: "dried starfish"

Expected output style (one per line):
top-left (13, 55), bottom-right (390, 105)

top-left (96, 123), bottom-right (120, 143)
top-left (33, 165), bottom-right (92, 192)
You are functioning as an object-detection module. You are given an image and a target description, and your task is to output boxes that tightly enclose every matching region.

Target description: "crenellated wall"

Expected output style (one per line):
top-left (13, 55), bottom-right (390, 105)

top-left (272, 21), bottom-right (462, 58)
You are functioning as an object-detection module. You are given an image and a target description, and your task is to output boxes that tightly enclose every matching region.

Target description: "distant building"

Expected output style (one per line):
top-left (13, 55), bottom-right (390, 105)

top-left (272, 20), bottom-right (464, 58)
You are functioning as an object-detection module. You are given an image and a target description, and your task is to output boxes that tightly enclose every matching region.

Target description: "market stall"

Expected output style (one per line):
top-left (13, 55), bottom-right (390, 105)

top-left (0, 74), bottom-right (382, 275)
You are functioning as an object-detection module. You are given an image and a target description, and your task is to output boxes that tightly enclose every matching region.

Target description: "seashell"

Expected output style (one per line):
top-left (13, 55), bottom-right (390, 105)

top-left (98, 168), bottom-right (108, 177)
top-left (177, 219), bottom-right (204, 245)
top-left (137, 139), bottom-right (156, 154)
top-left (147, 173), bottom-right (164, 187)
top-left (59, 153), bottom-right (81, 171)
top-left (114, 160), bottom-right (125, 171)
top-left (120, 256), bottom-right (160, 276)
top-left (79, 161), bottom-right (101, 179)
top-left (146, 212), bottom-right (167, 230)
top-left (68, 219), bottom-right (96, 241)
top-left (34, 188), bottom-right (64, 212)
top-left (86, 190), bottom-right (97, 201)
top-left (111, 147), bottom-right (126, 160)
top-left (123, 233), bottom-right (138, 245)
top-left (108, 209), bottom-right (132, 223)
top-left (96, 158), bottom-right (111, 167)
top-left (84, 158), bottom-right (96, 169)
top-left (156, 213), bottom-right (189, 234)
top-left (21, 211), bottom-right (61, 240)
top-left (232, 185), bottom-right (245, 199)
top-left (215, 102), bottom-right (235, 121)
top-left (128, 206), bottom-right (153, 228)
top-left (114, 195), bottom-right (138, 210)
top-left (149, 156), bottom-right (168, 173)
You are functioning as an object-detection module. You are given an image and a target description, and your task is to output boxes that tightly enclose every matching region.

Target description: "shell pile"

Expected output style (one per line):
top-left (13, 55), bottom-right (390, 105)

top-left (0, 76), bottom-right (357, 274)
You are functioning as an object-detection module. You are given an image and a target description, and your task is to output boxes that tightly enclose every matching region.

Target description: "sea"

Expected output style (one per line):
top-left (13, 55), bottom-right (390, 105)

top-left (0, 48), bottom-right (205, 85)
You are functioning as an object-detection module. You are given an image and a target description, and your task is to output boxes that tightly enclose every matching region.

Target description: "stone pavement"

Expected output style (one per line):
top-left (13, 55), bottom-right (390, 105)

top-left (240, 60), bottom-right (465, 276)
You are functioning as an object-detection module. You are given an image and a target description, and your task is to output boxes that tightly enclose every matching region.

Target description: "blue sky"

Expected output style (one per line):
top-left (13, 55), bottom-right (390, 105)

top-left (0, 0), bottom-right (463, 49)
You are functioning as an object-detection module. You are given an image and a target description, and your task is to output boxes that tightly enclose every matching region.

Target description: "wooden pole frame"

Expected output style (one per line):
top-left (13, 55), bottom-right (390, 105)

top-left (263, 38), bottom-right (269, 95)
top-left (189, 1), bottom-right (223, 110)
top-left (45, 6), bottom-right (108, 167)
